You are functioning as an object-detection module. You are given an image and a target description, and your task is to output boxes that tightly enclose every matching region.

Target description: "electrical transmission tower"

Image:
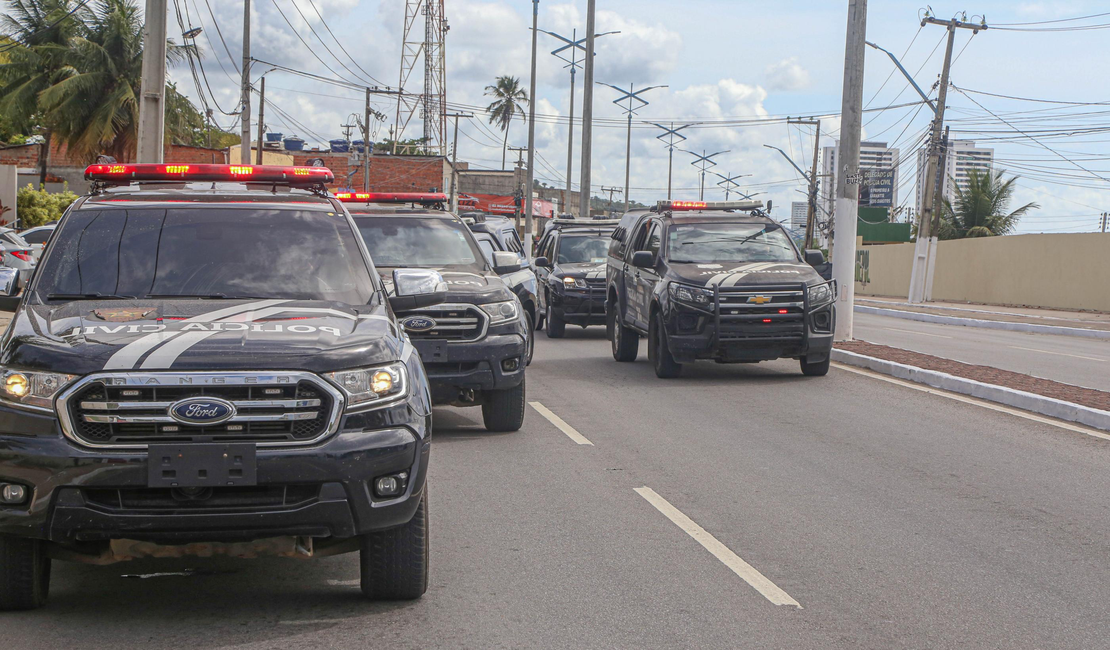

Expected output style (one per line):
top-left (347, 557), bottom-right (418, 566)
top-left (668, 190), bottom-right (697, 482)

top-left (395, 0), bottom-right (448, 155)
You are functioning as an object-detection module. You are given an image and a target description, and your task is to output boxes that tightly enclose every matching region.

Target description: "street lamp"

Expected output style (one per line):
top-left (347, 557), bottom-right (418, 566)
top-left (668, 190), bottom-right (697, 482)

top-left (538, 28), bottom-right (619, 216)
top-left (712, 171), bottom-right (753, 200)
top-left (680, 149), bottom-right (729, 201)
top-left (649, 122), bottom-right (694, 201)
top-left (598, 82), bottom-right (667, 212)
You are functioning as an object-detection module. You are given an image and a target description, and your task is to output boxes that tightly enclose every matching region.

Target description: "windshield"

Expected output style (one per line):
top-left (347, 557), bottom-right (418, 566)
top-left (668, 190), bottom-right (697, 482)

top-left (35, 208), bottom-right (376, 304)
top-left (356, 217), bottom-right (485, 269)
top-left (557, 235), bottom-right (609, 264)
top-left (667, 223), bottom-right (800, 264)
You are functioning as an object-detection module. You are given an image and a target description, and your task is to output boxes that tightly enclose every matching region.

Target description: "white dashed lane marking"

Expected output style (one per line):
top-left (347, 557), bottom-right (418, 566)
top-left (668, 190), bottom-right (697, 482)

top-left (528, 402), bottom-right (595, 446)
top-left (634, 487), bottom-right (802, 608)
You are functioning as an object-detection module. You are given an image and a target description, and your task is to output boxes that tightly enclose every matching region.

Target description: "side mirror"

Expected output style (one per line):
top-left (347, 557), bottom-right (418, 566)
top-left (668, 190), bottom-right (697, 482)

top-left (534, 256), bottom-right (551, 269)
top-left (388, 269), bottom-right (447, 311)
top-left (0, 268), bottom-right (20, 313)
top-left (805, 249), bottom-right (826, 267)
top-left (631, 251), bottom-right (655, 269)
top-left (491, 251), bottom-right (522, 275)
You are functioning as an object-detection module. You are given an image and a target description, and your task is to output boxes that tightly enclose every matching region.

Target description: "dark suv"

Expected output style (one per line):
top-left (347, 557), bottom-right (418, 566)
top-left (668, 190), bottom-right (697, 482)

top-left (339, 193), bottom-right (529, 432)
top-left (606, 201), bottom-right (835, 378)
top-left (533, 219), bottom-right (619, 338)
top-left (0, 165), bottom-right (440, 610)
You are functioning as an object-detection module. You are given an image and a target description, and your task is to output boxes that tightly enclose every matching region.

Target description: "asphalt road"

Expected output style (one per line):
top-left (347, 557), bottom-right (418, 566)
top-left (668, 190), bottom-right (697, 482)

top-left (6, 327), bottom-right (1110, 649)
top-left (854, 311), bottom-right (1110, 392)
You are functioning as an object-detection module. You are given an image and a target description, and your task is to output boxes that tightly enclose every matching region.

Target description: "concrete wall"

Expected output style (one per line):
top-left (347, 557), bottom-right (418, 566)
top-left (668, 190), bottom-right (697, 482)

top-left (0, 165), bottom-right (16, 227)
top-left (856, 233), bottom-right (1110, 312)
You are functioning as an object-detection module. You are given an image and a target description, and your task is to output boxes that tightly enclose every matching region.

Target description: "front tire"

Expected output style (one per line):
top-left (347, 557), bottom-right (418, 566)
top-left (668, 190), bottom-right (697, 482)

top-left (608, 307), bottom-right (639, 362)
top-left (0, 535), bottom-right (51, 611)
top-left (360, 492), bottom-right (429, 601)
top-left (545, 301), bottom-right (565, 339)
top-left (800, 355), bottom-right (831, 377)
top-left (481, 376), bottom-right (526, 432)
top-left (649, 313), bottom-right (682, 379)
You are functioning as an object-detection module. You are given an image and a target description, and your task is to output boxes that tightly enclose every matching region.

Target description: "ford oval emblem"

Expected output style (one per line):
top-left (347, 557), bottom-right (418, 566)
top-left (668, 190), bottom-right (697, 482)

top-left (168, 397), bottom-right (236, 425)
top-left (400, 315), bottom-right (437, 333)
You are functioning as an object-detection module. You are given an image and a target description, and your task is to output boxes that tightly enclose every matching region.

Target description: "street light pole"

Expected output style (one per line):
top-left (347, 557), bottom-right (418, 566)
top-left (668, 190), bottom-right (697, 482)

top-left (525, 0), bottom-right (539, 243)
top-left (578, 0), bottom-right (597, 219)
top-left (599, 82), bottom-right (666, 212)
top-left (240, 0), bottom-right (251, 165)
top-left (137, 0), bottom-right (167, 163)
top-left (650, 122), bottom-right (691, 201)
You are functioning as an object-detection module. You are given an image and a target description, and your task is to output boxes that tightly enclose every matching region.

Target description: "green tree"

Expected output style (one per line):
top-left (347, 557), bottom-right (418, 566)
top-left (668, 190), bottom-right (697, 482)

top-left (937, 168), bottom-right (1039, 239)
top-left (163, 82), bottom-right (239, 149)
top-left (0, 0), bottom-right (89, 180)
top-left (16, 182), bottom-right (77, 227)
top-left (484, 75), bottom-right (528, 170)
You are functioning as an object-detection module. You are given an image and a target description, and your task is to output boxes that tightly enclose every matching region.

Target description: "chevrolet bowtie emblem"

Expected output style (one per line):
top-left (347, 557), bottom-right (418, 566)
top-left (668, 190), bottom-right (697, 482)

top-left (747, 295), bottom-right (772, 305)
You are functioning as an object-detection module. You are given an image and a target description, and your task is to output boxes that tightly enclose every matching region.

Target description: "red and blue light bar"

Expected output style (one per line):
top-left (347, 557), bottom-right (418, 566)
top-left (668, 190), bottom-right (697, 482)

top-left (84, 163), bottom-right (335, 187)
top-left (334, 192), bottom-right (448, 205)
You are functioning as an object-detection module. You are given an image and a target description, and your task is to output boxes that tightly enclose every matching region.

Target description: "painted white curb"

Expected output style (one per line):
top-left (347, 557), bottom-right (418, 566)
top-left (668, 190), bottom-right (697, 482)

top-left (831, 349), bottom-right (1110, 432)
top-left (854, 305), bottom-right (1110, 340)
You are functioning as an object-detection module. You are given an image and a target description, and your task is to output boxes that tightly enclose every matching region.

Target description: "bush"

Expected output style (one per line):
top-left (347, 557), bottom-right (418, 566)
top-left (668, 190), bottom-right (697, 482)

top-left (15, 184), bottom-right (78, 228)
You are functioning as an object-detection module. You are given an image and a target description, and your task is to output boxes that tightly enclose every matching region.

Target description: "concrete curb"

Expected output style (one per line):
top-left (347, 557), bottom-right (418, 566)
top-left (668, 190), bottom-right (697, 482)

top-left (854, 305), bottom-right (1110, 340)
top-left (831, 349), bottom-right (1110, 433)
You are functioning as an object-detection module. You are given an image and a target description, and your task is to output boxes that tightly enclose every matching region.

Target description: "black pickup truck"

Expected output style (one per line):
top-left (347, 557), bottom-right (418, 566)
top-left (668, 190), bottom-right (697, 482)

top-left (0, 165), bottom-right (440, 610)
top-left (533, 219), bottom-right (619, 338)
top-left (338, 193), bottom-right (530, 432)
top-left (606, 200), bottom-right (836, 378)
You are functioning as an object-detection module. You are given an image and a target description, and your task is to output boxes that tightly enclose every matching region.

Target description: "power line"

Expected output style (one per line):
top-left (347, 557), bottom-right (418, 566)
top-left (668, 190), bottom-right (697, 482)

top-left (285, 0), bottom-right (382, 88)
top-left (993, 12), bottom-right (1110, 27)
top-left (196, 0), bottom-right (241, 75)
top-left (267, 0), bottom-right (362, 86)
top-left (303, 0), bottom-right (388, 87)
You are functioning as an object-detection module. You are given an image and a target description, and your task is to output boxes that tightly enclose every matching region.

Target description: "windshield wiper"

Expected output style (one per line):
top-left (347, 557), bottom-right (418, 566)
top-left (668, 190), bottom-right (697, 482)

top-left (47, 293), bottom-right (136, 301)
top-left (144, 294), bottom-right (270, 300)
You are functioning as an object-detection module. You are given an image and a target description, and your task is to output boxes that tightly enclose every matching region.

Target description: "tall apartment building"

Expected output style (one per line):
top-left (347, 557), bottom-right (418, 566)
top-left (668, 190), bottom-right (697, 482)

top-left (915, 139), bottom-right (994, 215)
top-left (820, 140), bottom-right (900, 222)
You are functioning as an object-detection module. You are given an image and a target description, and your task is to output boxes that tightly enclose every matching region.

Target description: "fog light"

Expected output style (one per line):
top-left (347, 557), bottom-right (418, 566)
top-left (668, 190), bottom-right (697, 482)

top-left (501, 358), bottom-right (520, 372)
top-left (0, 483), bottom-right (28, 505)
top-left (373, 472), bottom-right (409, 498)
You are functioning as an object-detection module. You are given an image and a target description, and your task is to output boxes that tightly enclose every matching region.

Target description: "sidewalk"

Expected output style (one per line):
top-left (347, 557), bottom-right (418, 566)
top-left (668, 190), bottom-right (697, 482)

top-left (857, 296), bottom-right (1110, 332)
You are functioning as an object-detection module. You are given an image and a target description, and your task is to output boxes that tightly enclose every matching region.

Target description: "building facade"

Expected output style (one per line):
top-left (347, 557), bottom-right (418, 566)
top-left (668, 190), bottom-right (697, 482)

top-left (820, 140), bottom-right (900, 222)
top-left (915, 139), bottom-right (994, 215)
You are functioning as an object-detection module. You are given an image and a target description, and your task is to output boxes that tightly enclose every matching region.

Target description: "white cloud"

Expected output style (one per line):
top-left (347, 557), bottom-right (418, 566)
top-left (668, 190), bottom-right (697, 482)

top-left (763, 57), bottom-right (812, 92)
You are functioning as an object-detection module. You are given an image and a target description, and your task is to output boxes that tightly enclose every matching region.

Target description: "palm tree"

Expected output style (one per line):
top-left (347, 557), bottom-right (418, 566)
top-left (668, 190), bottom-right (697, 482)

top-left (38, 0), bottom-right (185, 161)
top-left (0, 0), bottom-right (90, 183)
top-left (484, 75), bottom-right (528, 170)
top-left (937, 168), bottom-right (1039, 239)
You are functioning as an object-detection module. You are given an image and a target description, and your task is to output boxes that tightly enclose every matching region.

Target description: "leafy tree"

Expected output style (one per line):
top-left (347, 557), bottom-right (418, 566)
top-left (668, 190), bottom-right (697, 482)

top-left (164, 82), bottom-right (238, 149)
top-left (373, 136), bottom-right (433, 156)
top-left (15, 182), bottom-right (77, 227)
top-left (937, 168), bottom-right (1039, 239)
top-left (484, 75), bottom-right (528, 170)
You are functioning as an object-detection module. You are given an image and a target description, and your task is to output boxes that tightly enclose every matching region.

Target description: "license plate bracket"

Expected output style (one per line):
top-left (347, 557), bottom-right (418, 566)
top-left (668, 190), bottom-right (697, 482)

top-left (147, 444), bottom-right (258, 488)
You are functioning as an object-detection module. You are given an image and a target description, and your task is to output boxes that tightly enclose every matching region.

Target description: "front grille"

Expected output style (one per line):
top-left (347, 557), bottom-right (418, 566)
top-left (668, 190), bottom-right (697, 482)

top-left (584, 278), bottom-right (607, 300)
top-left (83, 485), bottom-right (319, 511)
top-left (715, 285), bottom-right (806, 343)
top-left (400, 304), bottom-right (487, 341)
top-left (59, 372), bottom-right (341, 447)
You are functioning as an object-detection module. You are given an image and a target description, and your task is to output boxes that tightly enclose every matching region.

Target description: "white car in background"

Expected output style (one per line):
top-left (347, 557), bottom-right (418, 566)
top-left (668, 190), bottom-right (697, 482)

top-left (0, 227), bottom-right (36, 286)
top-left (19, 224), bottom-right (56, 261)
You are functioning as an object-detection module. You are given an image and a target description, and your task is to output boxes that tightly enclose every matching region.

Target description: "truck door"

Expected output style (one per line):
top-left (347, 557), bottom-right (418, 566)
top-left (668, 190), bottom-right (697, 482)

top-left (624, 219), bottom-right (659, 330)
top-left (534, 234), bottom-right (555, 312)
top-left (632, 220), bottom-right (663, 330)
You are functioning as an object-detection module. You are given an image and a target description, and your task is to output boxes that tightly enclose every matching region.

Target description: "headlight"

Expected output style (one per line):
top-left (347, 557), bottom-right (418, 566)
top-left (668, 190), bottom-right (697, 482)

top-left (562, 276), bottom-right (588, 290)
top-left (324, 362), bottom-right (407, 411)
top-left (0, 368), bottom-right (75, 410)
top-left (480, 300), bottom-right (519, 325)
top-left (669, 283), bottom-right (714, 308)
top-left (809, 281), bottom-right (834, 307)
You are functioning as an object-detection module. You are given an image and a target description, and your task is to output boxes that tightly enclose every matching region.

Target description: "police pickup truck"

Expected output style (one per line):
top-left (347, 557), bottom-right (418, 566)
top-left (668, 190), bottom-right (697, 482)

top-left (0, 164), bottom-right (439, 610)
top-left (606, 200), bottom-right (835, 378)
top-left (533, 219), bottom-right (619, 338)
top-left (337, 192), bottom-right (530, 432)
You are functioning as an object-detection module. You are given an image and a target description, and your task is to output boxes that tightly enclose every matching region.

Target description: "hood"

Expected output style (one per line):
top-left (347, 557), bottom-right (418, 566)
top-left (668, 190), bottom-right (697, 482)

top-left (667, 261), bottom-right (824, 288)
top-left (379, 267), bottom-right (512, 305)
top-left (1, 298), bottom-right (402, 375)
top-left (556, 261), bottom-right (606, 279)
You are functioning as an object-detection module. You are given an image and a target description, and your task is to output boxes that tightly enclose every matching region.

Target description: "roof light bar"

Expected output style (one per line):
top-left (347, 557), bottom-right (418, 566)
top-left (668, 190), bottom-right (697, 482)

top-left (84, 163), bottom-right (334, 187)
top-left (656, 200), bottom-right (764, 212)
top-left (334, 192), bottom-right (448, 205)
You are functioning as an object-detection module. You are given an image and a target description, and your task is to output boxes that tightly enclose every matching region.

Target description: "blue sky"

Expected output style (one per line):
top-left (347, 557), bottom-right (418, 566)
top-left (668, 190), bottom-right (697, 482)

top-left (169, 1), bottom-right (1110, 233)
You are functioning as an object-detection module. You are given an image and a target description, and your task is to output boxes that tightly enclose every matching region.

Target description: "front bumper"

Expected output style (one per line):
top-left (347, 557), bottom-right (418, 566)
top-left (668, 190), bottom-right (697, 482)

top-left (551, 289), bottom-right (608, 326)
top-left (665, 305), bottom-right (835, 363)
top-left (0, 404), bottom-right (430, 546)
top-left (412, 332), bottom-right (526, 404)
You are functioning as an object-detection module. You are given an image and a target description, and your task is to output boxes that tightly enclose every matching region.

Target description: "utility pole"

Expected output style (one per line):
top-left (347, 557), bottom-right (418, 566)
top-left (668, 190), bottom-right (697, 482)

top-left (578, 0), bottom-right (597, 220)
top-left (599, 83), bottom-right (666, 213)
top-left (255, 76), bottom-right (265, 165)
top-left (538, 28), bottom-right (620, 217)
top-left (601, 186), bottom-right (621, 215)
top-left (650, 123), bottom-right (691, 201)
top-left (240, 0), bottom-right (251, 165)
top-left (788, 118), bottom-right (822, 250)
top-left (509, 146), bottom-right (528, 227)
top-left (1101, 212), bottom-right (1108, 233)
top-left (524, 0), bottom-right (539, 245)
top-left (137, 0), bottom-right (168, 163)
top-left (908, 11), bottom-right (987, 303)
top-left (446, 112), bottom-right (473, 212)
top-left (831, 0), bottom-right (867, 341)
top-left (362, 88), bottom-right (372, 192)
